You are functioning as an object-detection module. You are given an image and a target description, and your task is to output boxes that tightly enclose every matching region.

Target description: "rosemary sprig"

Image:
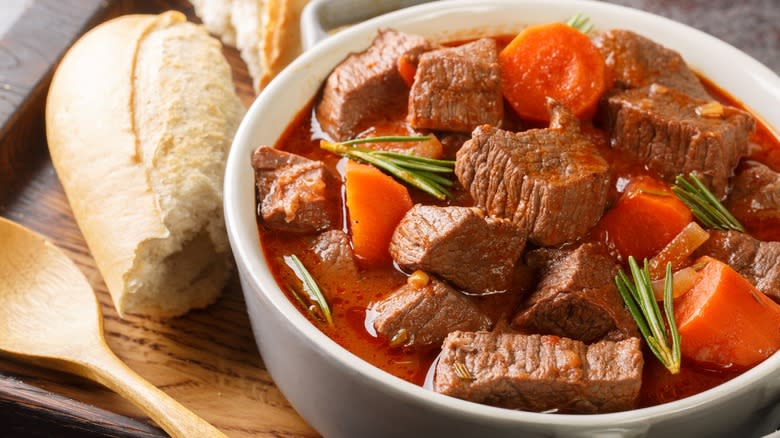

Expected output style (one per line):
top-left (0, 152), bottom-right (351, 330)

top-left (320, 136), bottom-right (455, 200)
top-left (615, 257), bottom-right (681, 374)
top-left (284, 254), bottom-right (333, 326)
top-left (672, 173), bottom-right (745, 232)
top-left (566, 13), bottom-right (594, 34)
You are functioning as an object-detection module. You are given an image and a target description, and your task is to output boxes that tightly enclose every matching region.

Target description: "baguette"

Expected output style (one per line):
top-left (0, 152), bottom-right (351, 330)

top-left (46, 11), bottom-right (245, 318)
top-left (230, 0), bottom-right (269, 92)
top-left (261, 0), bottom-right (308, 89)
top-left (190, 0), bottom-right (237, 46)
top-left (190, 0), bottom-right (309, 92)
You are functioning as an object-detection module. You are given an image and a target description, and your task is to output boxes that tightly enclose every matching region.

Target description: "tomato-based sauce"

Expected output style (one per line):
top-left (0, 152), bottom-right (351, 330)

top-left (638, 356), bottom-right (741, 408)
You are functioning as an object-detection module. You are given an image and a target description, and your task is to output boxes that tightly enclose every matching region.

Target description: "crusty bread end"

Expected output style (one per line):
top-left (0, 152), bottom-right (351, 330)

top-left (46, 11), bottom-right (245, 318)
top-left (260, 0), bottom-right (308, 89)
top-left (191, 0), bottom-right (309, 92)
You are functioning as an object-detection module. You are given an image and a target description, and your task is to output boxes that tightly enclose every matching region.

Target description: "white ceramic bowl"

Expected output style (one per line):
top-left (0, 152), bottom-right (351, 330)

top-left (225, 1), bottom-right (780, 436)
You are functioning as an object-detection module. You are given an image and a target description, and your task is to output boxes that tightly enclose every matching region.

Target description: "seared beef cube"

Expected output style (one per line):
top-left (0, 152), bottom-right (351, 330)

top-left (372, 276), bottom-right (491, 349)
top-left (728, 162), bottom-right (780, 214)
top-left (456, 100), bottom-right (609, 246)
top-left (316, 30), bottom-right (431, 141)
top-left (310, 230), bottom-right (358, 281)
top-left (695, 231), bottom-right (780, 303)
top-left (390, 206), bottom-right (526, 294)
top-left (605, 84), bottom-right (754, 198)
top-left (398, 42), bottom-right (435, 75)
top-left (471, 264), bottom-right (533, 330)
top-left (513, 244), bottom-right (638, 343)
top-left (439, 132), bottom-right (471, 159)
top-left (592, 29), bottom-right (709, 99)
top-left (434, 332), bottom-right (643, 413)
top-left (408, 38), bottom-right (502, 132)
top-left (252, 146), bottom-right (331, 232)
top-left (725, 162), bottom-right (780, 240)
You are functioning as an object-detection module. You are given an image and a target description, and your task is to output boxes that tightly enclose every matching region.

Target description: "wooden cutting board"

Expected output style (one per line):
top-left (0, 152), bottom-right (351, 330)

top-left (0, 0), bottom-right (314, 436)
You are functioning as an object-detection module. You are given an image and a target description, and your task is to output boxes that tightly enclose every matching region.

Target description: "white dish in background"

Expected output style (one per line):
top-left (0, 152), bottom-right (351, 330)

top-left (224, 1), bottom-right (780, 437)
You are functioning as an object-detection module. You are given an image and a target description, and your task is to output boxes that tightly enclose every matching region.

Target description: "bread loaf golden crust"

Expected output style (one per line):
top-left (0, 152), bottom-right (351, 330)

top-left (261, 0), bottom-right (308, 89)
top-left (191, 0), bottom-right (309, 92)
top-left (46, 11), bottom-right (245, 318)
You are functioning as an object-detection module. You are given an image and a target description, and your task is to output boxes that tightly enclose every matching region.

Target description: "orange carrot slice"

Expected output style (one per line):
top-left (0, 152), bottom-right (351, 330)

top-left (675, 257), bottom-right (780, 370)
top-left (345, 160), bottom-right (413, 265)
top-left (594, 177), bottom-right (692, 262)
top-left (499, 22), bottom-right (608, 121)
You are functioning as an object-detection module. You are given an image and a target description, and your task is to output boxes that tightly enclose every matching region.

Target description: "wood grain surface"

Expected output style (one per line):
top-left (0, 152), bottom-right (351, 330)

top-left (0, 0), bottom-right (109, 205)
top-left (0, 1), bottom-right (314, 437)
top-left (0, 375), bottom-right (165, 437)
top-left (0, 215), bottom-right (235, 438)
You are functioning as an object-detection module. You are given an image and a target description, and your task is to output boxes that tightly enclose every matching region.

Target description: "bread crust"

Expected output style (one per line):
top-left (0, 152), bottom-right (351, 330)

top-left (46, 11), bottom-right (244, 318)
top-left (193, 0), bottom-right (308, 92)
top-left (260, 0), bottom-right (308, 89)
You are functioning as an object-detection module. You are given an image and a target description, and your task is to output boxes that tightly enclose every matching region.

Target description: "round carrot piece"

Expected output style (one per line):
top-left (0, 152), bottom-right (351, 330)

top-left (499, 22), bottom-right (608, 122)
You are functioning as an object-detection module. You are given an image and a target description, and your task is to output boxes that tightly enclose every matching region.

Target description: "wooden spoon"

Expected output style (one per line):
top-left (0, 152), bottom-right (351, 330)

top-left (0, 217), bottom-right (227, 438)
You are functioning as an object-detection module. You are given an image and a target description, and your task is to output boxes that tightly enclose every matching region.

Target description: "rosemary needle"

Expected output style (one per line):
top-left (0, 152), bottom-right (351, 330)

top-left (340, 135), bottom-right (432, 146)
top-left (286, 283), bottom-right (324, 323)
top-left (284, 255), bottom-right (333, 326)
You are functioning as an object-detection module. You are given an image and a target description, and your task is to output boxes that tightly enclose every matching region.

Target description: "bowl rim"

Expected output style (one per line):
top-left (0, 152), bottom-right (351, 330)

top-left (225, 0), bottom-right (780, 428)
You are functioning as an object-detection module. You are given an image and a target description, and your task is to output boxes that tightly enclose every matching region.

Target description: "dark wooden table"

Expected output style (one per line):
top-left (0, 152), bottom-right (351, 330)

top-left (0, 0), bottom-right (777, 436)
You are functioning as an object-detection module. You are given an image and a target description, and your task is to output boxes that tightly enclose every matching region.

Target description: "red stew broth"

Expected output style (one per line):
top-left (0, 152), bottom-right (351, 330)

top-left (258, 59), bottom-right (780, 408)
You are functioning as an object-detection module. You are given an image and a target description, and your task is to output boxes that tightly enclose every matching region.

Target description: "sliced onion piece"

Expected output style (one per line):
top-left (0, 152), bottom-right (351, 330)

top-left (648, 222), bottom-right (710, 278)
top-left (651, 266), bottom-right (701, 301)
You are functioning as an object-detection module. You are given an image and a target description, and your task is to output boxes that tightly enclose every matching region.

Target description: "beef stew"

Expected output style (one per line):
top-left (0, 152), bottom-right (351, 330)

top-left (253, 20), bottom-right (780, 414)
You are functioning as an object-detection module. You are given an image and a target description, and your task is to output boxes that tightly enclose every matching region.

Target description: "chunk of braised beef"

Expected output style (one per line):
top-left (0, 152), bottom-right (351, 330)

top-left (434, 332), bottom-right (643, 413)
top-left (512, 244), bottom-right (639, 343)
top-left (725, 162), bottom-right (780, 241)
top-left (438, 132), bottom-right (471, 160)
top-left (372, 276), bottom-right (491, 349)
top-left (695, 230), bottom-right (780, 304)
top-left (471, 264), bottom-right (533, 331)
top-left (605, 84), bottom-right (754, 198)
top-left (592, 29), bottom-right (710, 99)
top-left (455, 100), bottom-right (610, 246)
top-left (398, 42), bottom-right (436, 74)
top-left (408, 38), bottom-right (502, 132)
top-left (309, 230), bottom-right (358, 281)
top-left (252, 146), bottom-right (332, 233)
top-left (389, 205), bottom-right (526, 295)
top-left (315, 29), bottom-right (431, 141)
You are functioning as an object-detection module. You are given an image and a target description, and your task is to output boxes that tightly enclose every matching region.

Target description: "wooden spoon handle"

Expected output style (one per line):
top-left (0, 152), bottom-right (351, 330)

top-left (79, 344), bottom-right (227, 438)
